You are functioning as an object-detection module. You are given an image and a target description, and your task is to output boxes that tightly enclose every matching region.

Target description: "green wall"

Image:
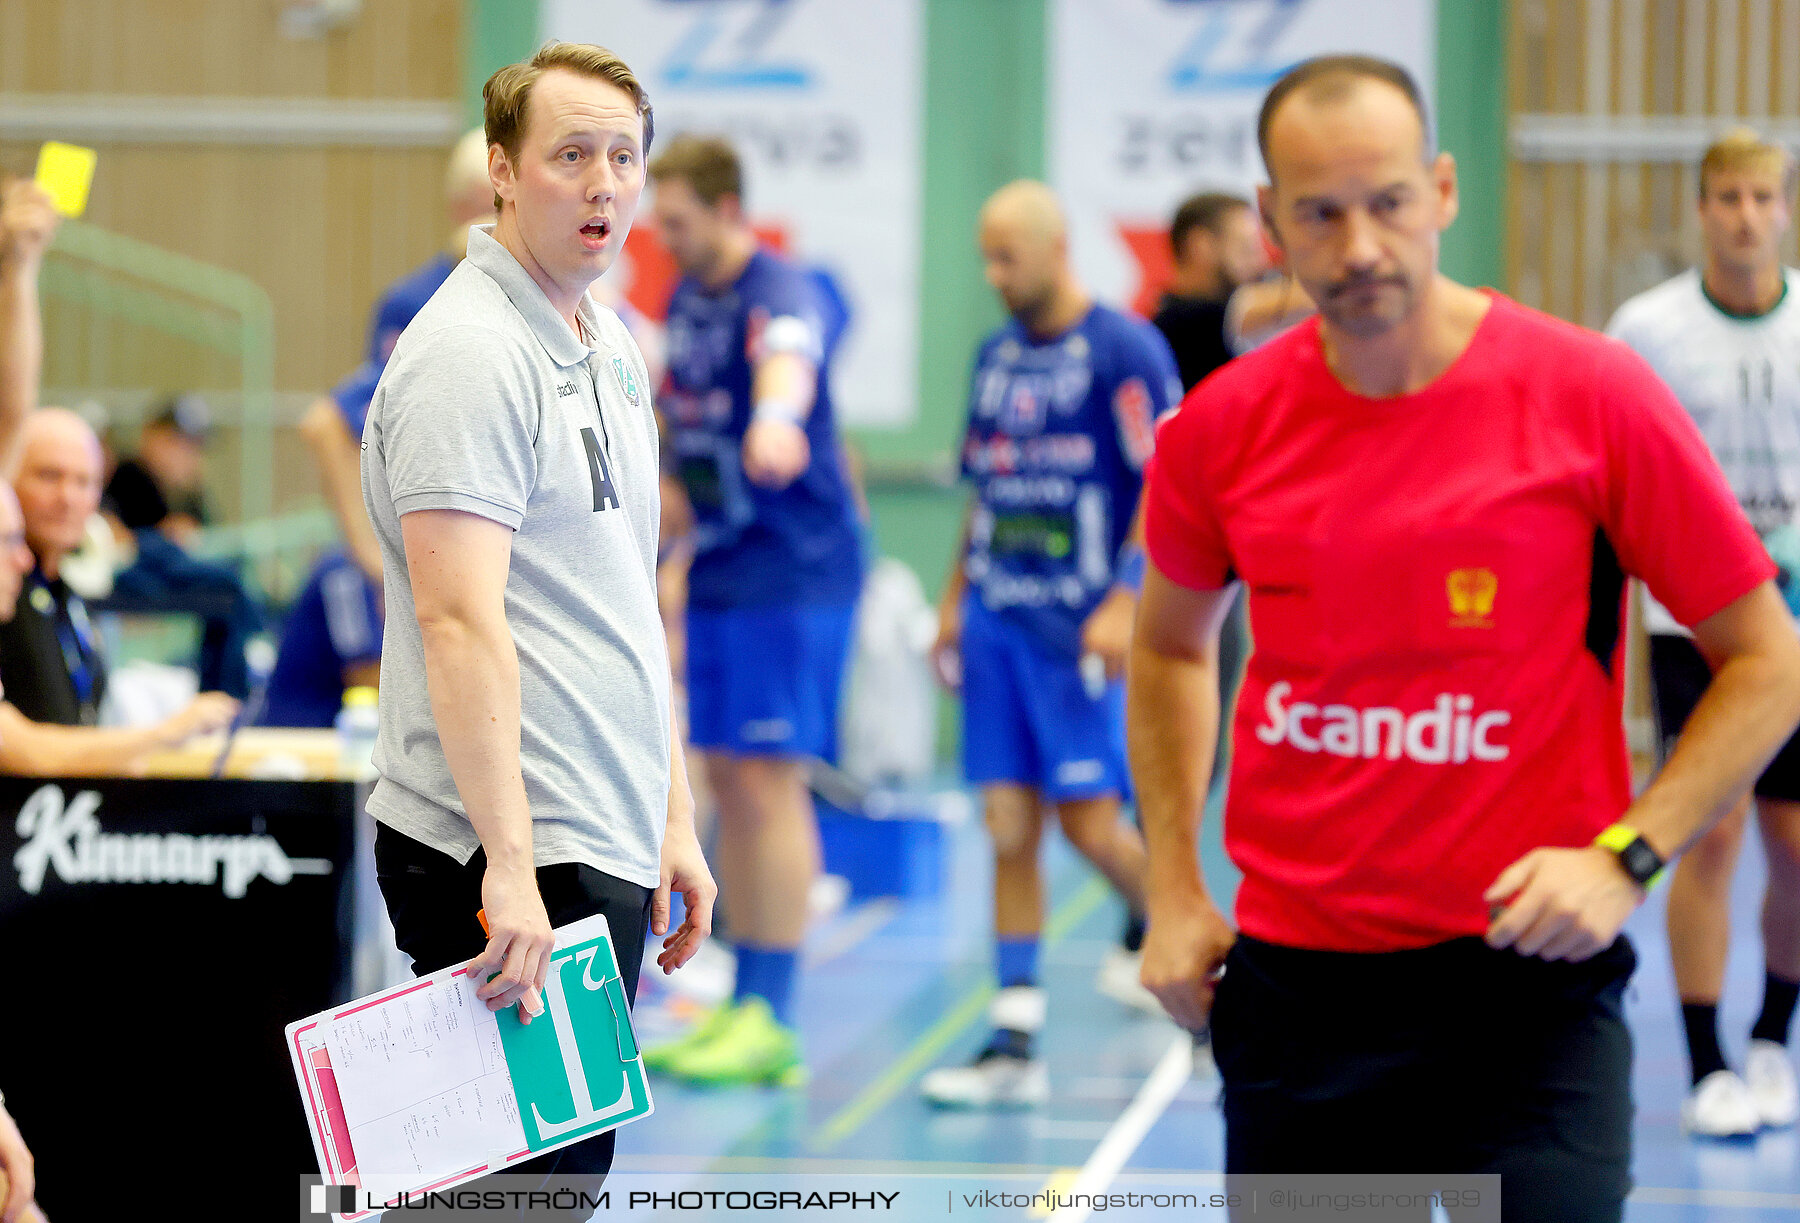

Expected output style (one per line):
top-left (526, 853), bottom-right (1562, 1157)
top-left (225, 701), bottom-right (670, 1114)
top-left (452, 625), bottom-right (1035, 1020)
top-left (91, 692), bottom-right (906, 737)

top-left (860, 0), bottom-right (1046, 603)
top-left (463, 0), bottom-right (542, 126)
top-left (1435, 0), bottom-right (1510, 289)
top-left (872, 0), bottom-right (1047, 472)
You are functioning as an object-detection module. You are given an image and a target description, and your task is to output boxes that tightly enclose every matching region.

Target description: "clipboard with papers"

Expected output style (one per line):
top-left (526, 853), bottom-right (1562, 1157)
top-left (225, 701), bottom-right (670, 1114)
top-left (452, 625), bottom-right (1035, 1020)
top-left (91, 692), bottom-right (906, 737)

top-left (286, 911), bottom-right (653, 1220)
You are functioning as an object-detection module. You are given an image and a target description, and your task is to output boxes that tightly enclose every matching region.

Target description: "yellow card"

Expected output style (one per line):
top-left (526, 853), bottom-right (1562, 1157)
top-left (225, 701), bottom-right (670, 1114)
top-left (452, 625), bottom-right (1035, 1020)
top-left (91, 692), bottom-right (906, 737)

top-left (34, 141), bottom-right (97, 218)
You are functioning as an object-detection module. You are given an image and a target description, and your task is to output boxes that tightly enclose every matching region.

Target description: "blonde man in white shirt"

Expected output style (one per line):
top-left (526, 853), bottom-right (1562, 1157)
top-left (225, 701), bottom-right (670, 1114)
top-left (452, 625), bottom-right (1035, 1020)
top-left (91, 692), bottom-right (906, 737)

top-left (1608, 129), bottom-right (1800, 1138)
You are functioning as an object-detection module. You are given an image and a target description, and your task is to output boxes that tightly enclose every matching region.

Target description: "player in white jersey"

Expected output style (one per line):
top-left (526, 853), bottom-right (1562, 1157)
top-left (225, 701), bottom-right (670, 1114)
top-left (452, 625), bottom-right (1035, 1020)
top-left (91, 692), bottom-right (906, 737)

top-left (1608, 129), bottom-right (1800, 1138)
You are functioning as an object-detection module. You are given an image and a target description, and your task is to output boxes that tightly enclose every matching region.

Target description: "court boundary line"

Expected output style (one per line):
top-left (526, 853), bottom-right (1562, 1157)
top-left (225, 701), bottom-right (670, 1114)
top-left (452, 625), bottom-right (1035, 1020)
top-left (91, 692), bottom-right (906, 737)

top-left (1040, 1033), bottom-right (1194, 1221)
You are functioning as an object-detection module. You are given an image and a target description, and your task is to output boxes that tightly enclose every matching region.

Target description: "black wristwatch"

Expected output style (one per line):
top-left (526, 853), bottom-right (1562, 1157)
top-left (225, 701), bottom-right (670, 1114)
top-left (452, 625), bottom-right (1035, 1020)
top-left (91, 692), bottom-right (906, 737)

top-left (1594, 823), bottom-right (1665, 889)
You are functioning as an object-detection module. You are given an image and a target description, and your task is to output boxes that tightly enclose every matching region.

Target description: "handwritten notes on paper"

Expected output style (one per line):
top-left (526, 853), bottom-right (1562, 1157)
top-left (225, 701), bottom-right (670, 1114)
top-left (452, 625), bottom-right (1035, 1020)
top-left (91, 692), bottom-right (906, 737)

top-left (323, 974), bottom-right (527, 1200)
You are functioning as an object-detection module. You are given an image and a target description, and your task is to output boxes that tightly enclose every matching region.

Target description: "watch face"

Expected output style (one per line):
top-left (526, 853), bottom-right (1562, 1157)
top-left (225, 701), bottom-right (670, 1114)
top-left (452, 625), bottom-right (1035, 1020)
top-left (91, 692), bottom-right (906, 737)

top-left (1621, 838), bottom-right (1662, 885)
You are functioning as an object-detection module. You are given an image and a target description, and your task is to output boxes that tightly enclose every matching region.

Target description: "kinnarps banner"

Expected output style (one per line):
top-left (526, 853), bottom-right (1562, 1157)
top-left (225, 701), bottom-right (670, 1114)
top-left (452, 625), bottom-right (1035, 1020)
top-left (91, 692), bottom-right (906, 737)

top-left (545, 0), bottom-right (924, 430)
top-left (1050, 0), bottom-right (1435, 316)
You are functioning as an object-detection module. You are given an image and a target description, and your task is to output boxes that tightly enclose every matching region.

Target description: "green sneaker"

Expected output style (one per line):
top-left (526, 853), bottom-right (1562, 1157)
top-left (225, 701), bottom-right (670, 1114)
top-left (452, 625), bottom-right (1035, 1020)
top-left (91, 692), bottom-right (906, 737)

top-left (662, 997), bottom-right (806, 1087)
top-left (641, 1002), bottom-right (737, 1073)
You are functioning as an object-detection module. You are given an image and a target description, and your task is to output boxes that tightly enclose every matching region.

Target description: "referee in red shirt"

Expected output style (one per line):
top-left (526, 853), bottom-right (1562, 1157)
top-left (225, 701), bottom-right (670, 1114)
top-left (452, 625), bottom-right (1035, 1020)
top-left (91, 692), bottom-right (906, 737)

top-left (1129, 55), bottom-right (1800, 1222)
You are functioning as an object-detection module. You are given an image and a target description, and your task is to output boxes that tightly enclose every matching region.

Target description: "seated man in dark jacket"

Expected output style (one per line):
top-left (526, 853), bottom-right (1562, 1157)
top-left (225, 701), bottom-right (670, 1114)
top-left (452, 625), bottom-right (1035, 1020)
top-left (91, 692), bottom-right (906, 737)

top-left (0, 472), bottom-right (234, 766)
top-left (2, 408), bottom-right (113, 725)
top-left (104, 395), bottom-right (212, 542)
top-left (101, 396), bottom-right (264, 698)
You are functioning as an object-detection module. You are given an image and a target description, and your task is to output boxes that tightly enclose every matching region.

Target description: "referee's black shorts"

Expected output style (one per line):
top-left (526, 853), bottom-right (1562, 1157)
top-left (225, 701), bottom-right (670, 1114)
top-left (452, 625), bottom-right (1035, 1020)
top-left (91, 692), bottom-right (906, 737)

top-left (1652, 632), bottom-right (1800, 801)
top-left (1211, 933), bottom-right (1636, 1223)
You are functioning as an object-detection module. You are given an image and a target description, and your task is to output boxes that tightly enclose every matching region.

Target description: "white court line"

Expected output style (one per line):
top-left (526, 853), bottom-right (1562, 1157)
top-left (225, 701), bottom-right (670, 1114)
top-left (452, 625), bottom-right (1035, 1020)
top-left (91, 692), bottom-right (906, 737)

top-left (804, 898), bottom-right (901, 968)
top-left (1044, 1034), bottom-right (1194, 1222)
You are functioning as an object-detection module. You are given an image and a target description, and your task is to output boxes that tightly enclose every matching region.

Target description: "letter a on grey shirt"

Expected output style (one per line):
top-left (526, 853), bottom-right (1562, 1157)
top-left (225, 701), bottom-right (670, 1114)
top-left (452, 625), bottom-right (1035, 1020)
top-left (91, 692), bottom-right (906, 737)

top-left (361, 224), bottom-right (669, 889)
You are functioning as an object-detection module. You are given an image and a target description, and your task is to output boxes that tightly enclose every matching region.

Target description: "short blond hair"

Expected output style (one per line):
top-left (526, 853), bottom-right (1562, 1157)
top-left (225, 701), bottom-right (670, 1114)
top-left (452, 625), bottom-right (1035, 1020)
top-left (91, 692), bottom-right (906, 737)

top-left (483, 41), bottom-right (654, 210)
top-left (1699, 128), bottom-right (1797, 198)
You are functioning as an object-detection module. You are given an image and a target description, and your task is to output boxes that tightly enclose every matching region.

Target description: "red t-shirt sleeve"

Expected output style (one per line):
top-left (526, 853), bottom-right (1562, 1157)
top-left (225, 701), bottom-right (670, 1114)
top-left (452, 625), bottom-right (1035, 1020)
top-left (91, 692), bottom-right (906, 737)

top-left (1145, 396), bottom-right (1234, 590)
top-left (1594, 337), bottom-right (1775, 626)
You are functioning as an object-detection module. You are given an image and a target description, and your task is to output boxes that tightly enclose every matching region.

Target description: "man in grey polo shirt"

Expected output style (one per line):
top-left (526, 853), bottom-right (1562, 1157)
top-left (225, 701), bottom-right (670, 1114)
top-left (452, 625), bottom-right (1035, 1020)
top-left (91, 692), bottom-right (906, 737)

top-left (361, 41), bottom-right (715, 1203)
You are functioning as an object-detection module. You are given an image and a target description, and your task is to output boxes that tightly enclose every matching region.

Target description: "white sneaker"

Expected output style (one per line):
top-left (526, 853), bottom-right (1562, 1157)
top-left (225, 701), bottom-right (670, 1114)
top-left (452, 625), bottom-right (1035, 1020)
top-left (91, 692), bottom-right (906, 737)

top-left (921, 985), bottom-right (1049, 1109)
top-left (1095, 946), bottom-right (1164, 1016)
top-left (1682, 1069), bottom-right (1761, 1138)
top-left (645, 938), bottom-right (735, 1006)
top-left (920, 1050), bottom-right (1049, 1109)
top-left (1745, 1040), bottom-right (1800, 1128)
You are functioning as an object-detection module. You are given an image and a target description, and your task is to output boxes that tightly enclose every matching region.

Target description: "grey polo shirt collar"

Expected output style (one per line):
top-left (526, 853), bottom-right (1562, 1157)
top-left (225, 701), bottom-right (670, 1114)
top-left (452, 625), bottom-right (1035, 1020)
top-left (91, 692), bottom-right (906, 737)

top-left (465, 223), bottom-right (599, 369)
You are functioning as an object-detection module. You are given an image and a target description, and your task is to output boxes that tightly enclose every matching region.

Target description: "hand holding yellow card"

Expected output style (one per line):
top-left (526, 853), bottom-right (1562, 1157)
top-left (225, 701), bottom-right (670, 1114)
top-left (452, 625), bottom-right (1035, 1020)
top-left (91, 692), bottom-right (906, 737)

top-left (34, 142), bottom-right (97, 219)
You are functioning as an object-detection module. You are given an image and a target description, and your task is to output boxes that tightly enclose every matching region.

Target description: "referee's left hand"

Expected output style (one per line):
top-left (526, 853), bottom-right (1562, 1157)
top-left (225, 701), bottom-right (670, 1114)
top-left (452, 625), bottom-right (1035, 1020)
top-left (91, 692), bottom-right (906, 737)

top-left (1140, 898), bottom-right (1235, 1034)
top-left (1483, 846), bottom-right (1644, 961)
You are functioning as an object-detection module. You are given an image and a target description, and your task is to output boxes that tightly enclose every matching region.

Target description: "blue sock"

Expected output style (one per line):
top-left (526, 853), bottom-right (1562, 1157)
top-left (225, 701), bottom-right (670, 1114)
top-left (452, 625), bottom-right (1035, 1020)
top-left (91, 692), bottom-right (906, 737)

top-left (996, 937), bottom-right (1040, 989)
top-left (733, 944), bottom-right (798, 1028)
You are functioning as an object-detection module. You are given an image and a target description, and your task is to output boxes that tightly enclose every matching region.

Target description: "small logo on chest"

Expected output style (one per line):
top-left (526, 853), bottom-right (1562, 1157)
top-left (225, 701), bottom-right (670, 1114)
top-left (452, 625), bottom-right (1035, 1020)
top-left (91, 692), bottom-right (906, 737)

top-left (1447, 567), bottom-right (1498, 628)
top-left (557, 381), bottom-right (578, 398)
top-left (610, 354), bottom-right (642, 407)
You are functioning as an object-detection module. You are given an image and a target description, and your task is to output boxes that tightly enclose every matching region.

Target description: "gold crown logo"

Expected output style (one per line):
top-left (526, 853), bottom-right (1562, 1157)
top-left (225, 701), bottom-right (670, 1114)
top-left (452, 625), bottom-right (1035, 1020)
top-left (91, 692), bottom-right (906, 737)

top-left (1447, 567), bottom-right (1498, 625)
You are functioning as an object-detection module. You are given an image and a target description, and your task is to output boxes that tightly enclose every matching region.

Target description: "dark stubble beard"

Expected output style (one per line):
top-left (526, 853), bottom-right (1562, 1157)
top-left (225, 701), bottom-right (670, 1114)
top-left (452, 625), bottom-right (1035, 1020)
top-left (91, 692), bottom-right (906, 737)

top-left (1321, 271), bottom-right (1414, 338)
top-left (1009, 281), bottom-right (1059, 331)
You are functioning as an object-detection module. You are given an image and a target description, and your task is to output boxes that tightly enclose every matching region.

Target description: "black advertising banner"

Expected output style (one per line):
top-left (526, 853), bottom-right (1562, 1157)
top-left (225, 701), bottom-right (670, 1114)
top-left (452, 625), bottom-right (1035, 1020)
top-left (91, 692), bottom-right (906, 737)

top-left (0, 777), bottom-right (357, 1220)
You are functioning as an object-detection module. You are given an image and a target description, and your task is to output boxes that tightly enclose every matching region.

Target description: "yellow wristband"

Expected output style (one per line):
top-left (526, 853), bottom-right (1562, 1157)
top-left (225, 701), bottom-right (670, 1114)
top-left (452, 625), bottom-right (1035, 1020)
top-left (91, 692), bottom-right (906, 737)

top-left (1593, 822), bottom-right (1665, 889)
top-left (1592, 823), bottom-right (1638, 853)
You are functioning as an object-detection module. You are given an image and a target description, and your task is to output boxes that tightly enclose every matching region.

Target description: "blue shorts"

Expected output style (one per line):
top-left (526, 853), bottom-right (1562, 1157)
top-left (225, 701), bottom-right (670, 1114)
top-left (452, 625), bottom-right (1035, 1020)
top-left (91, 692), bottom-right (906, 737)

top-left (686, 601), bottom-right (857, 759)
top-left (960, 595), bottom-right (1130, 802)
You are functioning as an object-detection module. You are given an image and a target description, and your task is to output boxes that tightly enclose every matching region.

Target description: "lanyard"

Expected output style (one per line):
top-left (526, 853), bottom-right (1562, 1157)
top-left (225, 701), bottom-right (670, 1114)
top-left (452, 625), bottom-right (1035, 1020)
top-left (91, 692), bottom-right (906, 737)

top-left (29, 573), bottom-right (97, 710)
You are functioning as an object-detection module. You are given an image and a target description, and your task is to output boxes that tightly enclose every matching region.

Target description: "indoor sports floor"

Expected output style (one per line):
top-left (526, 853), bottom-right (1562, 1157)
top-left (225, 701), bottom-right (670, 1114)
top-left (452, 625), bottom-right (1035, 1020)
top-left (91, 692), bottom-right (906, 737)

top-left (615, 788), bottom-right (1800, 1221)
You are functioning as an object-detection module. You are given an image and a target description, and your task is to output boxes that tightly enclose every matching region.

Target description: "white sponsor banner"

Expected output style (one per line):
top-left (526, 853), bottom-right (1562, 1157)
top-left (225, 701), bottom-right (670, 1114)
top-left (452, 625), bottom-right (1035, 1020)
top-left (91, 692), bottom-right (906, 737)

top-left (545, 0), bottom-right (923, 429)
top-left (1049, 0), bottom-right (1435, 315)
top-left (11, 784), bottom-right (334, 897)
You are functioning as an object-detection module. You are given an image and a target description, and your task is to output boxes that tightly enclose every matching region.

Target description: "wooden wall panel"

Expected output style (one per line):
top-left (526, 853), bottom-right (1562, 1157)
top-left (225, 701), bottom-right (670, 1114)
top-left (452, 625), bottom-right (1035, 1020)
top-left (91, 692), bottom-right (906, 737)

top-left (1509, 0), bottom-right (1800, 772)
top-left (0, 0), bottom-right (459, 100)
top-left (1, 138), bottom-right (459, 394)
top-left (0, 0), bottom-right (467, 401)
top-left (1511, 0), bottom-right (1800, 329)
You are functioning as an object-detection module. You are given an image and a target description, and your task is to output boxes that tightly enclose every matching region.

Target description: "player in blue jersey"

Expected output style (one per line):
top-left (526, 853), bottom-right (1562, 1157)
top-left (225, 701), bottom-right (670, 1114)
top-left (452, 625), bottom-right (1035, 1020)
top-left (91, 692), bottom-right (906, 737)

top-left (260, 549), bottom-right (382, 726)
top-left (642, 135), bottom-right (865, 1085)
top-left (260, 131), bottom-right (493, 726)
top-left (921, 181), bottom-right (1181, 1108)
top-left (297, 127), bottom-right (494, 587)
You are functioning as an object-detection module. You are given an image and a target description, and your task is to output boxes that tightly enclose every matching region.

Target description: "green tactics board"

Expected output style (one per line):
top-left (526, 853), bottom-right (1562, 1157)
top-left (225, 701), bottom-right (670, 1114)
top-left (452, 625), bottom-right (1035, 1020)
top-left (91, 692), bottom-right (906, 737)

top-left (496, 919), bottom-right (652, 1150)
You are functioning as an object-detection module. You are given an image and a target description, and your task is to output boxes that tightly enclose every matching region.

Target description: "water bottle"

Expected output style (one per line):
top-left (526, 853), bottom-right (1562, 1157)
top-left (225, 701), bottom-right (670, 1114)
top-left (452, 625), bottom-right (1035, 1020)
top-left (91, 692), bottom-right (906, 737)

top-left (335, 685), bottom-right (380, 779)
